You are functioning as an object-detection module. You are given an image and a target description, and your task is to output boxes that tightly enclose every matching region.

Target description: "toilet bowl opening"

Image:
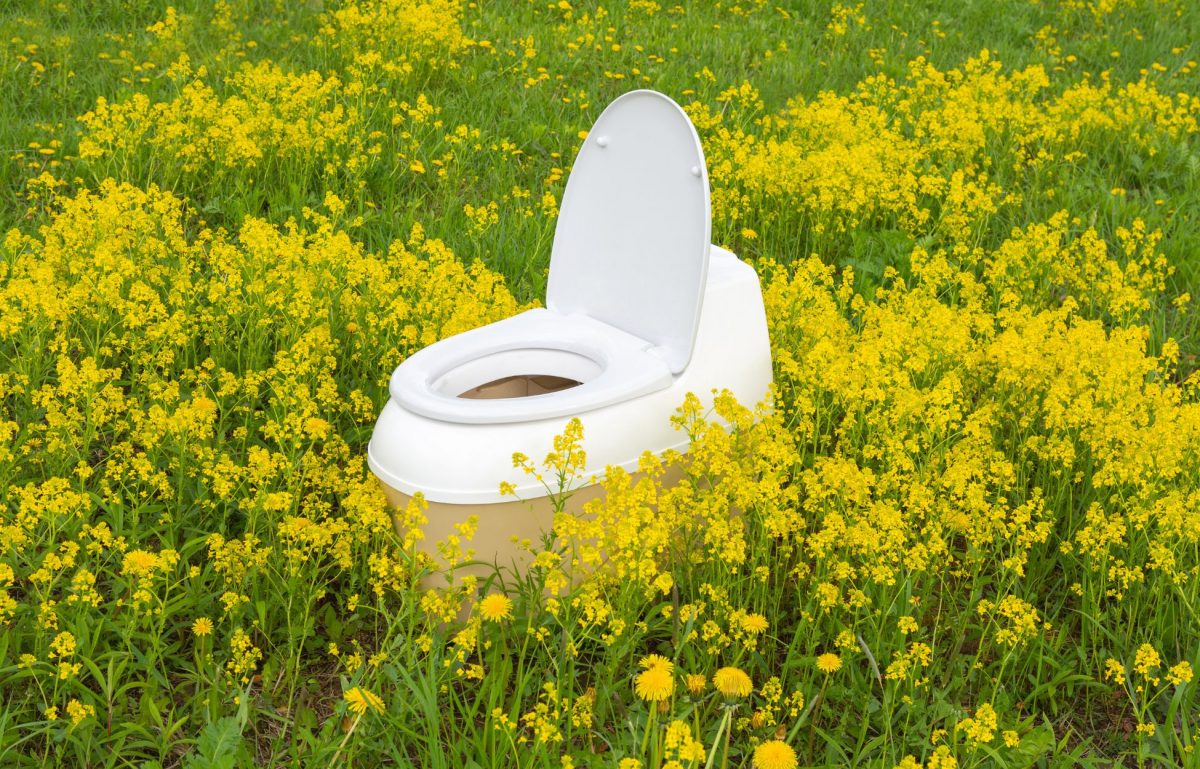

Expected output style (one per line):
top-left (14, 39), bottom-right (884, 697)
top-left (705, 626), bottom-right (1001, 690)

top-left (459, 375), bottom-right (583, 400)
top-left (430, 348), bottom-right (603, 401)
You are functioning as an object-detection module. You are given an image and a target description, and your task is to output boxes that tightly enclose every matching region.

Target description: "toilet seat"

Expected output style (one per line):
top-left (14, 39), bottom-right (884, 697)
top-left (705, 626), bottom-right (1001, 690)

top-left (391, 309), bottom-right (673, 424)
top-left (549, 90), bottom-right (710, 374)
top-left (389, 89), bottom-right (711, 426)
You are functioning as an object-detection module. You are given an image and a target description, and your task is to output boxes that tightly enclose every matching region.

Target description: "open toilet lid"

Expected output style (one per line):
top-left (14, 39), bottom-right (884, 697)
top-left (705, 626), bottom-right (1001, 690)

top-left (547, 90), bottom-right (711, 374)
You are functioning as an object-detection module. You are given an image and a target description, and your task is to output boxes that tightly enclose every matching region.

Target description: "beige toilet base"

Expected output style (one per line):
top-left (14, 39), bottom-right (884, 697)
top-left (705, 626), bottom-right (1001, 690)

top-left (378, 479), bottom-right (604, 583)
top-left (377, 465), bottom-right (685, 588)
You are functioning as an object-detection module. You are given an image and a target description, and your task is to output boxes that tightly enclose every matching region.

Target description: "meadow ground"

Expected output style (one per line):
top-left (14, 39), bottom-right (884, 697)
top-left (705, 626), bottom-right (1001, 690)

top-left (1, 0), bottom-right (1199, 766)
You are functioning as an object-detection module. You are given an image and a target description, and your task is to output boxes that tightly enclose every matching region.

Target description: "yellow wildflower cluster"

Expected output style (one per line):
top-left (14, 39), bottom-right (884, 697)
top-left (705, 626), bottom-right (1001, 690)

top-left (78, 61), bottom-right (368, 176)
top-left (225, 628), bottom-right (263, 685)
top-left (0, 175), bottom-right (524, 746)
top-left (698, 50), bottom-right (1197, 256)
top-left (317, 0), bottom-right (468, 74)
top-left (955, 703), bottom-right (998, 744)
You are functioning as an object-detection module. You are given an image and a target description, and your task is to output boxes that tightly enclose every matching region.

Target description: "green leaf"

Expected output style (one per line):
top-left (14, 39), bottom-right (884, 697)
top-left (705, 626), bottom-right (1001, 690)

top-left (1010, 721), bottom-right (1057, 768)
top-left (182, 716), bottom-right (250, 769)
top-left (295, 706), bottom-right (318, 730)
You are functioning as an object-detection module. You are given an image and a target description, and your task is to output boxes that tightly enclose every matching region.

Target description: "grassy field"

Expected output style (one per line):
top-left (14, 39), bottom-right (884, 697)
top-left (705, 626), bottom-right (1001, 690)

top-left (1, 0), bottom-right (1199, 766)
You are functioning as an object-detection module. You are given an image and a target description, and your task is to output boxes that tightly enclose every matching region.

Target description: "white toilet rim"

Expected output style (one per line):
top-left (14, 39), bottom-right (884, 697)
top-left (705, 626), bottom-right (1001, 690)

top-left (389, 309), bottom-right (675, 425)
top-left (428, 347), bottom-right (605, 399)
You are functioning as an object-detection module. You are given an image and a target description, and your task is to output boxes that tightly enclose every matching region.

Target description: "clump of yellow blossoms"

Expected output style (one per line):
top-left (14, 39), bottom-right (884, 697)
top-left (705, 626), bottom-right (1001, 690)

top-left (317, 0), bottom-right (468, 72)
top-left (956, 703), bottom-right (999, 744)
top-left (79, 61), bottom-right (366, 177)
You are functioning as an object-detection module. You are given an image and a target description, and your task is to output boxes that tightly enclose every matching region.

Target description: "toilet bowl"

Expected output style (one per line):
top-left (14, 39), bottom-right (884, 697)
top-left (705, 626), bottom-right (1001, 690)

top-left (367, 89), bottom-right (773, 578)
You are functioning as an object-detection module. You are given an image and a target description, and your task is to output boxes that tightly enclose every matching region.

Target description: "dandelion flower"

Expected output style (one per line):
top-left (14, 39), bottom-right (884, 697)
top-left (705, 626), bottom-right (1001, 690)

top-left (816, 653), bottom-right (842, 674)
top-left (713, 666), bottom-right (752, 698)
top-left (753, 739), bottom-right (797, 769)
top-left (742, 613), bottom-right (769, 634)
top-left (635, 665), bottom-right (674, 702)
top-left (478, 593), bottom-right (513, 622)
top-left (685, 673), bottom-right (706, 694)
top-left (192, 617), bottom-right (213, 637)
top-left (344, 686), bottom-right (385, 715)
top-left (121, 549), bottom-right (160, 576)
top-left (639, 654), bottom-right (673, 673)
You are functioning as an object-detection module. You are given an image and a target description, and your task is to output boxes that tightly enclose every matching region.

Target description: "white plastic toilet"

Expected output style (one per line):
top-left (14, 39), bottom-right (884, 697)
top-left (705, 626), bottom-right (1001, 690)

top-left (367, 89), bottom-right (772, 575)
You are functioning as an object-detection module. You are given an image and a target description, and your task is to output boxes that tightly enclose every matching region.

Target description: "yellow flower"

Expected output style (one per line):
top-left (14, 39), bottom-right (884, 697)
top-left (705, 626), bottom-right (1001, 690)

top-left (66, 699), bottom-right (95, 726)
top-left (225, 628), bottom-right (262, 685)
top-left (634, 665), bottom-right (674, 702)
top-left (50, 631), bottom-right (76, 659)
top-left (639, 654), bottom-right (673, 673)
top-left (1167, 661), bottom-right (1193, 686)
top-left (713, 666), bottom-right (752, 698)
top-left (323, 191), bottom-right (346, 216)
top-left (685, 673), bottom-right (707, 694)
top-left (477, 593), bottom-right (513, 622)
top-left (957, 703), bottom-right (998, 744)
top-left (741, 613), bottom-right (769, 634)
top-left (927, 745), bottom-right (957, 769)
top-left (121, 549), bottom-right (165, 577)
top-left (344, 686), bottom-right (385, 715)
top-left (816, 653), bottom-right (842, 674)
top-left (753, 739), bottom-right (798, 769)
top-left (1133, 644), bottom-right (1161, 677)
top-left (192, 617), bottom-right (213, 637)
